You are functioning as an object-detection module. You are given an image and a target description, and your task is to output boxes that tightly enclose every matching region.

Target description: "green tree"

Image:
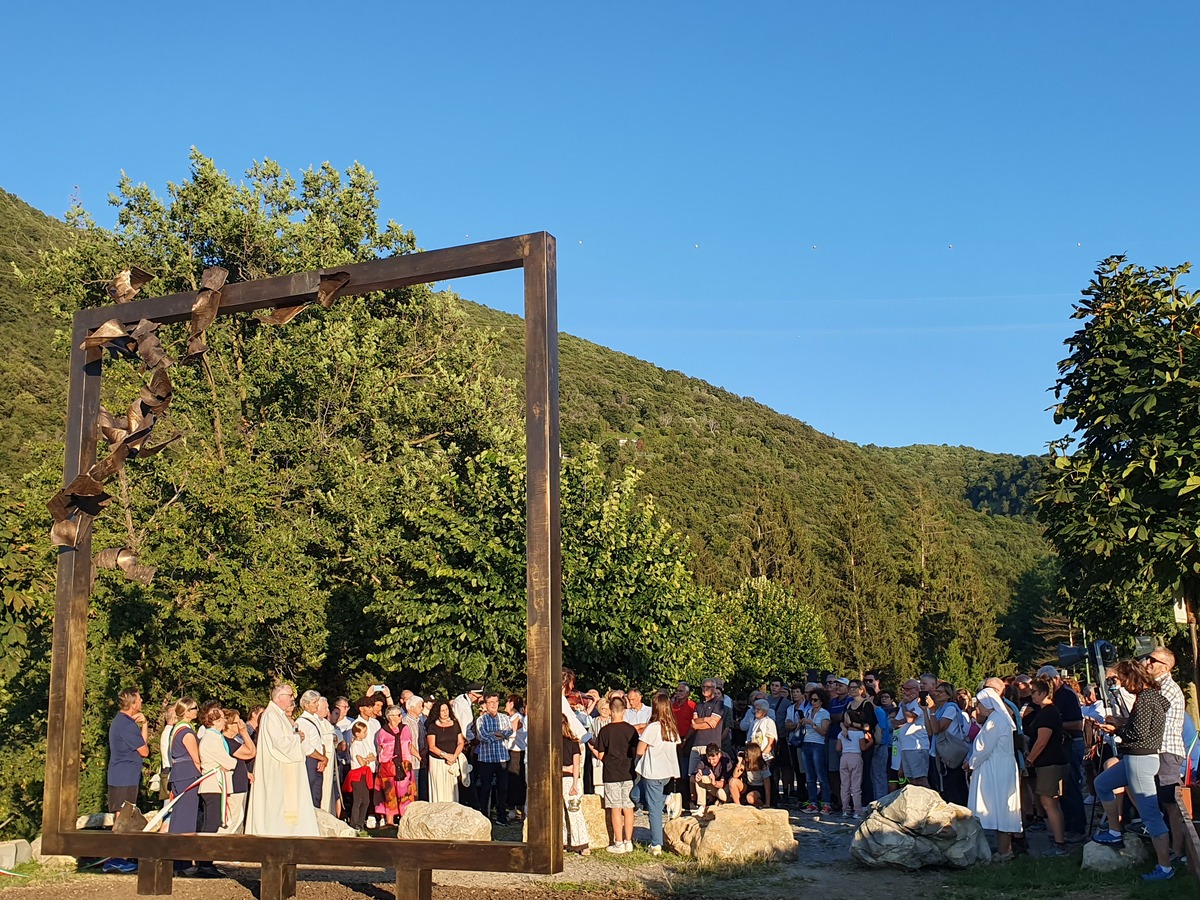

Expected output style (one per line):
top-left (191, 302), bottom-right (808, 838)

top-left (1035, 256), bottom-right (1200, 637)
top-left (725, 577), bottom-right (831, 686)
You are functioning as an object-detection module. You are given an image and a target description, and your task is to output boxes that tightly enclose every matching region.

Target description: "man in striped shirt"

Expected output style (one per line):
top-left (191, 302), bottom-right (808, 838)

top-left (1141, 647), bottom-right (1187, 862)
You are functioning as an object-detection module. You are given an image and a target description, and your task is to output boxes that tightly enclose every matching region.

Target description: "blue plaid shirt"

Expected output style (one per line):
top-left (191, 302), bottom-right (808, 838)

top-left (474, 713), bottom-right (513, 763)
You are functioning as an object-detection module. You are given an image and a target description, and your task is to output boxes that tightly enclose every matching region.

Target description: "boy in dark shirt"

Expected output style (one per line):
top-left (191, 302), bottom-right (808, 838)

top-left (592, 696), bottom-right (639, 853)
top-left (693, 743), bottom-right (735, 814)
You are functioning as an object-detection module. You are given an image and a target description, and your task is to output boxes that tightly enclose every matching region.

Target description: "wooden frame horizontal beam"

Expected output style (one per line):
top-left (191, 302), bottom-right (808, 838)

top-left (61, 831), bottom-right (531, 870)
top-left (73, 235), bottom-right (531, 330)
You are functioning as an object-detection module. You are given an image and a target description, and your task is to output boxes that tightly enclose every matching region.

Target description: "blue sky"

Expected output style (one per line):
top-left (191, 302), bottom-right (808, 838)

top-left (4, 2), bottom-right (1197, 456)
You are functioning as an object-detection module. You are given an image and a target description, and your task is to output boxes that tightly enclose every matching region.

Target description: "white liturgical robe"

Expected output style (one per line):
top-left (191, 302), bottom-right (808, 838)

top-left (245, 701), bottom-right (319, 836)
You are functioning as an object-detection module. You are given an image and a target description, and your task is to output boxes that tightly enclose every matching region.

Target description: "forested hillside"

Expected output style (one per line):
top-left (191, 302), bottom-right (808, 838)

top-left (0, 158), bottom-right (1058, 837)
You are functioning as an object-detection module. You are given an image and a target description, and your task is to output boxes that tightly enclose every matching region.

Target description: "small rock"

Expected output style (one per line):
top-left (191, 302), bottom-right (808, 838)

top-left (12, 840), bottom-right (32, 866)
top-left (113, 802), bottom-right (148, 833)
top-left (74, 812), bottom-right (114, 830)
top-left (0, 843), bottom-right (16, 871)
top-left (580, 794), bottom-right (613, 849)
top-left (315, 808), bottom-right (358, 838)
top-left (396, 801), bottom-right (491, 842)
top-left (30, 835), bottom-right (75, 869)
top-left (1081, 836), bottom-right (1148, 871)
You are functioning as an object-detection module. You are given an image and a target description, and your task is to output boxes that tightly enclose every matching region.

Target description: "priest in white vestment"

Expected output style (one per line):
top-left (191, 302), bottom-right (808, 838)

top-left (967, 684), bottom-right (1021, 860)
top-left (245, 684), bottom-right (319, 836)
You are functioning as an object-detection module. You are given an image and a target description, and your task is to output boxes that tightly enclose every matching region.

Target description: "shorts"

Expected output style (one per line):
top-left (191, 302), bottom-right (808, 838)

top-left (742, 783), bottom-right (766, 804)
top-left (603, 780), bottom-right (634, 808)
top-left (1034, 764), bottom-right (1069, 797)
top-left (900, 750), bottom-right (928, 780)
top-left (107, 783), bottom-right (139, 814)
top-left (1156, 752), bottom-right (1185, 805)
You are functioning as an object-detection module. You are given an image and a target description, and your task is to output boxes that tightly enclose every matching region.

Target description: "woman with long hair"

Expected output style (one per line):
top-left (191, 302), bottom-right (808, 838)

top-left (730, 742), bottom-right (772, 807)
top-left (425, 699), bottom-right (465, 803)
top-left (562, 713), bottom-right (591, 855)
top-left (505, 694), bottom-right (527, 818)
top-left (635, 691), bottom-right (681, 856)
top-left (1092, 658), bottom-right (1174, 881)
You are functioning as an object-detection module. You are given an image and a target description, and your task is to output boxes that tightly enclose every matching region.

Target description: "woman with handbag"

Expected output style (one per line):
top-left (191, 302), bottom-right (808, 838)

top-left (376, 705), bottom-right (416, 824)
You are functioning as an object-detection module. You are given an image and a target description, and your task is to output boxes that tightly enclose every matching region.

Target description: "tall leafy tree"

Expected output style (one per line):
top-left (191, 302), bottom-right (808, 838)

top-left (1036, 256), bottom-right (1200, 637)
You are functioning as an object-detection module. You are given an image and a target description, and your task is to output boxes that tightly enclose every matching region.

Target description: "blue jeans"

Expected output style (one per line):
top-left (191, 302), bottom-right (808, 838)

top-left (641, 777), bottom-right (670, 848)
top-left (803, 744), bottom-right (829, 804)
top-left (1094, 755), bottom-right (1168, 837)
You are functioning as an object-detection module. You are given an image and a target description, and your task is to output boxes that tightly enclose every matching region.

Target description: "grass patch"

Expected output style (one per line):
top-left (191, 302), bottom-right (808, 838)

top-left (545, 879), bottom-right (644, 893)
top-left (950, 855), bottom-right (1195, 900)
top-left (0, 861), bottom-right (87, 889)
top-left (655, 854), bottom-right (786, 896)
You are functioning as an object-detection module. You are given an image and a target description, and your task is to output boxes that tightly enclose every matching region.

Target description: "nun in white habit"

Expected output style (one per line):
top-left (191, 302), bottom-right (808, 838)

top-left (967, 686), bottom-right (1022, 859)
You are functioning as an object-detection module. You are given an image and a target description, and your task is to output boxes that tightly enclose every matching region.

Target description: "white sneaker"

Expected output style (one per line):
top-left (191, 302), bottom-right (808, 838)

top-left (694, 805), bottom-right (707, 818)
top-left (606, 843), bottom-right (628, 854)
top-left (366, 816), bottom-right (377, 829)
top-left (622, 840), bottom-right (634, 853)
top-left (649, 844), bottom-right (662, 856)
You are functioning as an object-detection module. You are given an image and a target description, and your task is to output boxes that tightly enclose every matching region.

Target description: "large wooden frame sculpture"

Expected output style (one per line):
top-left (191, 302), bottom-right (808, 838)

top-left (41, 233), bottom-right (563, 899)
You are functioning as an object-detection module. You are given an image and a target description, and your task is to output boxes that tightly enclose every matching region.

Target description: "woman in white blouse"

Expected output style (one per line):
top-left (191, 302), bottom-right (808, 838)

top-left (635, 692), bottom-right (681, 856)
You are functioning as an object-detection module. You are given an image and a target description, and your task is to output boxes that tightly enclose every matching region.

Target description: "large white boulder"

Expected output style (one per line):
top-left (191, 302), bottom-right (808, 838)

top-left (395, 801), bottom-right (492, 842)
top-left (851, 785), bottom-right (991, 869)
top-left (663, 805), bottom-right (798, 861)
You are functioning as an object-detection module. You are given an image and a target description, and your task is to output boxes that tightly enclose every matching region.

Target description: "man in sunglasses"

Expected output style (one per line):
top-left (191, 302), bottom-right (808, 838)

top-left (1140, 648), bottom-right (1188, 864)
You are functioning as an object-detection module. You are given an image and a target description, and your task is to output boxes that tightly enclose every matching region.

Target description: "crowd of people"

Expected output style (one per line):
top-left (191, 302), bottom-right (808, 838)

top-left (104, 652), bottom-right (1195, 882)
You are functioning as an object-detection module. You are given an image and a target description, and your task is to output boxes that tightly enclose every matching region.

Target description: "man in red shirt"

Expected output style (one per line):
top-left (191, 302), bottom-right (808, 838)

top-left (672, 682), bottom-right (696, 811)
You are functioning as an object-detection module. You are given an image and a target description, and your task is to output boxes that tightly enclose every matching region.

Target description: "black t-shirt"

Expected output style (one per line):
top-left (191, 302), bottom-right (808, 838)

top-left (1053, 684), bottom-right (1083, 737)
top-left (228, 733), bottom-right (249, 793)
top-left (692, 698), bottom-right (724, 746)
top-left (429, 721), bottom-right (461, 756)
top-left (1030, 704), bottom-right (1067, 767)
top-left (593, 721), bottom-right (638, 783)
top-left (562, 736), bottom-right (580, 772)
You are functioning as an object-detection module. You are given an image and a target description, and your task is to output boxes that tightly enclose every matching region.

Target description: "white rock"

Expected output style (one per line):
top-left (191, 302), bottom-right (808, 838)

top-left (315, 807), bottom-right (358, 838)
top-left (1081, 835), bottom-right (1148, 871)
top-left (851, 785), bottom-right (991, 869)
top-left (395, 801), bottom-right (492, 842)
top-left (75, 812), bottom-right (115, 830)
top-left (663, 805), bottom-right (798, 861)
top-left (12, 840), bottom-right (31, 866)
top-left (30, 836), bottom-right (74, 868)
top-left (0, 843), bottom-right (16, 870)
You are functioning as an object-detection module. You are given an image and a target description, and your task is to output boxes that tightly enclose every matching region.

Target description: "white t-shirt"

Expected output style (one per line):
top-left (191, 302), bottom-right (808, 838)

top-left (625, 704), bottom-right (652, 727)
top-left (896, 701), bottom-right (929, 752)
top-left (636, 721), bottom-right (681, 780)
top-left (747, 715), bottom-right (779, 759)
top-left (803, 708), bottom-right (830, 744)
top-left (841, 728), bottom-right (866, 756)
top-left (350, 738), bottom-right (376, 772)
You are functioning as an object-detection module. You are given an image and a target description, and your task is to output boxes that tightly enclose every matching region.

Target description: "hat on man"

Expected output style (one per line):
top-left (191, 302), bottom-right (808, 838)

top-left (466, 683), bottom-right (485, 695)
top-left (836, 677), bottom-right (850, 686)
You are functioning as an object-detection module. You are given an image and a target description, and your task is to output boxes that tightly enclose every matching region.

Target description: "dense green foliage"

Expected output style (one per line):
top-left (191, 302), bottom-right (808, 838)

top-left (0, 155), bottom-right (1057, 838)
top-left (1036, 256), bottom-right (1200, 639)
